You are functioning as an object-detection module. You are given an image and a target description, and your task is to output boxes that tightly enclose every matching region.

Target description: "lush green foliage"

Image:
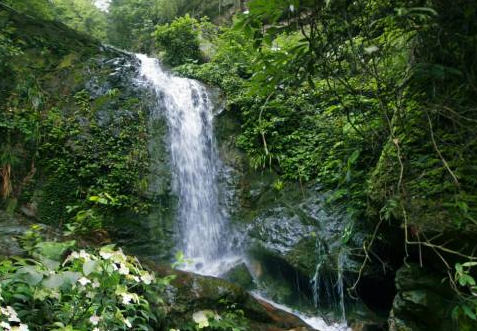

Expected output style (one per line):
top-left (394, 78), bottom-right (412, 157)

top-left (1, 0), bottom-right (53, 19)
top-left (0, 241), bottom-right (164, 330)
top-left (2, 0), bottom-right (477, 328)
top-left (51, 0), bottom-right (107, 41)
top-left (0, 229), bottom-right (248, 331)
top-left (175, 0), bottom-right (477, 326)
top-left (154, 15), bottom-right (207, 67)
top-left (0, 6), bottom-right (151, 232)
top-left (454, 262), bottom-right (477, 322)
top-left (1, 0), bottom-right (107, 41)
top-left (178, 0), bottom-right (477, 231)
top-left (105, 0), bottom-right (237, 52)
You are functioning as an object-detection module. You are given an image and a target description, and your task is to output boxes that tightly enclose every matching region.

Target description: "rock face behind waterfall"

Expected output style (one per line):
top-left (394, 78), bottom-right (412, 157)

top-left (215, 107), bottom-right (394, 328)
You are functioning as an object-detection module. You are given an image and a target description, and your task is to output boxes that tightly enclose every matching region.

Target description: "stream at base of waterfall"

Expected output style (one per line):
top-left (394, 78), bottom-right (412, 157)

top-left (137, 54), bottom-right (350, 331)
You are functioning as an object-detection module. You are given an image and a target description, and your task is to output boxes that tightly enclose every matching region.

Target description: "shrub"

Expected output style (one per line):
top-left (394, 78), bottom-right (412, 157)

top-left (0, 244), bottom-right (169, 331)
top-left (154, 15), bottom-right (202, 67)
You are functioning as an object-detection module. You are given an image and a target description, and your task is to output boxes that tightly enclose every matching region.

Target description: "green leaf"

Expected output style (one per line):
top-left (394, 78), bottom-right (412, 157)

top-left (456, 263), bottom-right (463, 273)
top-left (459, 274), bottom-right (476, 287)
top-left (62, 271), bottom-right (81, 285)
top-left (36, 241), bottom-right (76, 261)
top-left (42, 274), bottom-right (65, 289)
top-left (40, 257), bottom-right (60, 270)
top-left (83, 260), bottom-right (97, 276)
top-left (462, 304), bottom-right (477, 320)
top-left (16, 265), bottom-right (44, 285)
top-left (23, 269), bottom-right (44, 286)
top-left (348, 150), bottom-right (360, 165)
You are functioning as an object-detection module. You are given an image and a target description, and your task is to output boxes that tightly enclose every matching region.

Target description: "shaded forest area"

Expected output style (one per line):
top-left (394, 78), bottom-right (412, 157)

top-left (1, 0), bottom-right (477, 330)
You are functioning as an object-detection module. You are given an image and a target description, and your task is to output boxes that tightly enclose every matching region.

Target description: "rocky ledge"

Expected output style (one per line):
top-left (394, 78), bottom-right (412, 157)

top-left (148, 264), bottom-right (316, 331)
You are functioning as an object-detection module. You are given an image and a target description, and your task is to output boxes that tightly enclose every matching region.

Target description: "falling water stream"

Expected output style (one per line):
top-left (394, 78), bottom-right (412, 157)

top-left (137, 54), bottom-right (349, 331)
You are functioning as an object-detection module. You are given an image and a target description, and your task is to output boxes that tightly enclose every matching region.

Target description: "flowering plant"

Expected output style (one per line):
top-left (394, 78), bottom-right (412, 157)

top-left (0, 244), bottom-right (168, 331)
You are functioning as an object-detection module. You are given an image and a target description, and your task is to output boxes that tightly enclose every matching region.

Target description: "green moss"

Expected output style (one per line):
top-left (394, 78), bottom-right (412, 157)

top-left (37, 174), bottom-right (79, 225)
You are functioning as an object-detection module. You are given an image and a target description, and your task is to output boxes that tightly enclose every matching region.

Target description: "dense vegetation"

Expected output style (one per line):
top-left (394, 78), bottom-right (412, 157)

top-left (160, 0), bottom-right (477, 327)
top-left (1, 0), bottom-right (477, 330)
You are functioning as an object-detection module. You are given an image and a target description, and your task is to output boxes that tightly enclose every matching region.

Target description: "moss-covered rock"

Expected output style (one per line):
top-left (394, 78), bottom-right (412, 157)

top-left (0, 4), bottom-right (177, 261)
top-left (388, 264), bottom-right (459, 331)
top-left (147, 263), bottom-right (316, 331)
top-left (221, 262), bottom-right (255, 290)
top-left (216, 109), bottom-right (355, 279)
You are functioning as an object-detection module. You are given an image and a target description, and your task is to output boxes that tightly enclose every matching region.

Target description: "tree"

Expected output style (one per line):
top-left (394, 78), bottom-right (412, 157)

top-left (52, 0), bottom-right (107, 41)
top-left (154, 15), bottom-right (203, 66)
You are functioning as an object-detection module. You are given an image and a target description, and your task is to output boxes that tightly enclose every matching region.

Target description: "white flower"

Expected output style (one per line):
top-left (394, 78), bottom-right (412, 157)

top-left (86, 291), bottom-right (95, 299)
top-left (92, 328), bottom-right (99, 331)
top-left (62, 251), bottom-right (79, 266)
top-left (243, 10), bottom-right (249, 14)
top-left (92, 279), bottom-right (101, 288)
top-left (120, 292), bottom-right (138, 305)
top-left (123, 318), bottom-right (132, 328)
top-left (99, 251), bottom-right (113, 260)
top-left (140, 272), bottom-right (154, 285)
top-left (89, 314), bottom-right (101, 325)
top-left (118, 264), bottom-right (129, 275)
top-left (1, 321), bottom-right (10, 329)
top-left (6, 306), bottom-right (20, 323)
top-left (192, 311), bottom-right (209, 328)
top-left (9, 324), bottom-right (28, 331)
top-left (126, 275), bottom-right (140, 283)
top-left (289, 4), bottom-right (295, 12)
top-left (111, 250), bottom-right (127, 264)
top-left (78, 277), bottom-right (91, 286)
top-left (79, 250), bottom-right (91, 260)
top-left (6, 306), bottom-right (17, 316)
top-left (121, 293), bottom-right (133, 305)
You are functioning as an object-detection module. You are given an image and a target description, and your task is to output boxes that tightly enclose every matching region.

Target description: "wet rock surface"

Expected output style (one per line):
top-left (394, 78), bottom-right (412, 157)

top-left (0, 210), bottom-right (62, 258)
top-left (0, 210), bottom-right (29, 257)
top-left (221, 262), bottom-right (256, 291)
top-left (148, 263), bottom-right (317, 331)
top-left (388, 264), bottom-right (456, 331)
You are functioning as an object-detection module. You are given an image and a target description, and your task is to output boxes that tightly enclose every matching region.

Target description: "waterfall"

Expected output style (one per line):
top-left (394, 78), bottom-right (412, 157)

top-left (136, 54), bottom-right (349, 330)
top-left (136, 54), bottom-right (230, 269)
top-left (311, 241), bottom-right (347, 323)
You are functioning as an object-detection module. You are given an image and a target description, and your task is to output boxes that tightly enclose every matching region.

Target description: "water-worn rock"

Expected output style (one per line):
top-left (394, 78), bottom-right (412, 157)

top-left (0, 211), bottom-right (28, 257)
top-left (388, 264), bottom-right (457, 331)
top-left (221, 262), bottom-right (256, 290)
top-left (214, 108), bottom-right (394, 324)
top-left (0, 210), bottom-right (62, 258)
top-left (147, 263), bottom-right (317, 331)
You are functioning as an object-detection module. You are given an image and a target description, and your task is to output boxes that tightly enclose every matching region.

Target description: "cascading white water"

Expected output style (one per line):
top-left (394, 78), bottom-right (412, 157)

top-left (136, 54), bottom-right (229, 267)
top-left (136, 54), bottom-right (349, 331)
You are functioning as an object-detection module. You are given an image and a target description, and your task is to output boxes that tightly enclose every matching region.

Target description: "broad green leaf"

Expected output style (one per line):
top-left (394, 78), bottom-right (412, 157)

top-left (462, 304), bottom-right (477, 320)
top-left (17, 266), bottom-right (44, 286)
top-left (62, 271), bottom-right (81, 285)
top-left (83, 260), bottom-right (98, 276)
top-left (43, 274), bottom-right (65, 289)
top-left (36, 241), bottom-right (76, 261)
